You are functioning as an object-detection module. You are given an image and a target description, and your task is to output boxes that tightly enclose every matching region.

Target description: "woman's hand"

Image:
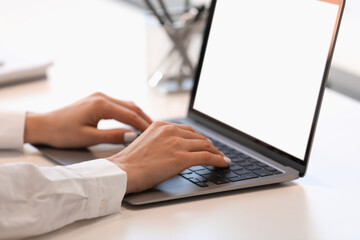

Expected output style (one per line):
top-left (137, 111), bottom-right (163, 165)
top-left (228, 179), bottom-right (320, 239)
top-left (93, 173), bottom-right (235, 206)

top-left (107, 121), bottom-right (231, 194)
top-left (23, 93), bottom-right (230, 194)
top-left (24, 92), bottom-right (152, 148)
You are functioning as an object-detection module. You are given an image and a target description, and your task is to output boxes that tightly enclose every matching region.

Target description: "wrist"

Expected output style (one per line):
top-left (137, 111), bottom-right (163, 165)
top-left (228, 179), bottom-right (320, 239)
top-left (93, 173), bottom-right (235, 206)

top-left (107, 157), bottom-right (132, 194)
top-left (24, 112), bottom-right (50, 144)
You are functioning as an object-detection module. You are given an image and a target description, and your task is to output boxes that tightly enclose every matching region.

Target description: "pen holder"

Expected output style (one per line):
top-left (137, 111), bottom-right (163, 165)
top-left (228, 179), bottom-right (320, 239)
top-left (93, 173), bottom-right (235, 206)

top-left (146, 5), bottom-right (208, 93)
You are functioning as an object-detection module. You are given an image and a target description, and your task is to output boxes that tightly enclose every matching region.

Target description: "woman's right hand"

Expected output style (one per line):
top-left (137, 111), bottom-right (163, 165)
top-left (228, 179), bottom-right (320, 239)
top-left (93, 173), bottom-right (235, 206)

top-left (107, 121), bottom-right (231, 194)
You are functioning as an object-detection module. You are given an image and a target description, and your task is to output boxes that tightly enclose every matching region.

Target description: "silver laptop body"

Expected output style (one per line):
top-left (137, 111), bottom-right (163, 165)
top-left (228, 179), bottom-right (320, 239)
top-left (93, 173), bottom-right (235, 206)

top-left (37, 0), bottom-right (345, 205)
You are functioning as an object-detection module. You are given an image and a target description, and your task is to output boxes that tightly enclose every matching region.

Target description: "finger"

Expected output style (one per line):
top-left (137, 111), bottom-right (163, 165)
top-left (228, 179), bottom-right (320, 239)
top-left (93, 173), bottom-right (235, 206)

top-left (168, 123), bottom-right (214, 142)
top-left (167, 122), bottom-right (198, 133)
top-left (123, 101), bottom-right (153, 124)
top-left (157, 122), bottom-right (208, 141)
top-left (86, 127), bottom-right (138, 145)
top-left (183, 139), bottom-right (223, 156)
top-left (101, 100), bottom-right (151, 131)
top-left (152, 121), bottom-right (198, 133)
top-left (182, 152), bottom-right (231, 168)
top-left (100, 94), bottom-right (153, 124)
top-left (170, 126), bottom-right (208, 140)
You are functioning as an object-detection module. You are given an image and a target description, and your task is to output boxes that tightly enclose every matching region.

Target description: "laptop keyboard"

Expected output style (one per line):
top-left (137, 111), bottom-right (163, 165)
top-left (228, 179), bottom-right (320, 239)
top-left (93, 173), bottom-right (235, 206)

top-left (179, 137), bottom-right (283, 187)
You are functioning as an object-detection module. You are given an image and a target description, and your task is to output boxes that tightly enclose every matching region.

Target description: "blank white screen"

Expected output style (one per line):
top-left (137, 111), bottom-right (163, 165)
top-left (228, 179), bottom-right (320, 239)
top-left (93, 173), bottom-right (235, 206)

top-left (193, 0), bottom-right (339, 160)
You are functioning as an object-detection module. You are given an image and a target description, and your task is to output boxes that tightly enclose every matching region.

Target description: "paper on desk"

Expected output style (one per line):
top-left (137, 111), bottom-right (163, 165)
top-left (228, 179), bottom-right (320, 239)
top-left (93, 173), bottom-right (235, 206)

top-left (0, 47), bottom-right (53, 86)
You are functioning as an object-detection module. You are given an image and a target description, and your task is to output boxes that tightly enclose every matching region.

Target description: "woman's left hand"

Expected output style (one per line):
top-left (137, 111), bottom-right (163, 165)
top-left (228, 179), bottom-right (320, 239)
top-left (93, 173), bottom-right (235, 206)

top-left (24, 92), bottom-right (152, 148)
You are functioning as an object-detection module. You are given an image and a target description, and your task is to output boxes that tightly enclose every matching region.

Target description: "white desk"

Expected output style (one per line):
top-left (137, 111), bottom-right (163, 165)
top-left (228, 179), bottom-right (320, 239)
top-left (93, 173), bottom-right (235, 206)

top-left (1, 0), bottom-right (360, 239)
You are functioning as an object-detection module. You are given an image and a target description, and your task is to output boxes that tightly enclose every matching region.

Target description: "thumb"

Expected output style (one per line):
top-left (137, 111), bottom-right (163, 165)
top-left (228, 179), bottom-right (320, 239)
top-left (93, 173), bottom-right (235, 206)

top-left (88, 128), bottom-right (138, 145)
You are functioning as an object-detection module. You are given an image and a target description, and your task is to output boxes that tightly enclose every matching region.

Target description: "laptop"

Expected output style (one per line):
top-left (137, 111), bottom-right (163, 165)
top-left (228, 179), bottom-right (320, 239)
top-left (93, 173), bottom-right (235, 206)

top-left (37, 0), bottom-right (345, 205)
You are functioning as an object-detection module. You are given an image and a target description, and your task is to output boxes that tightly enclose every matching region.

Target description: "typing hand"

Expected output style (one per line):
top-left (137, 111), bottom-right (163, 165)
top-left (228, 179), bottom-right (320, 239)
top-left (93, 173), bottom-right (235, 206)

top-left (107, 121), bottom-right (231, 194)
top-left (24, 92), bottom-right (152, 148)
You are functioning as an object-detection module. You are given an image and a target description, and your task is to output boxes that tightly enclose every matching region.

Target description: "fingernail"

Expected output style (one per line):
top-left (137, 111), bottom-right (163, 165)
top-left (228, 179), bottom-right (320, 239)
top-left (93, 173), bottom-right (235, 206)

top-left (223, 156), bottom-right (231, 164)
top-left (124, 131), bottom-right (138, 144)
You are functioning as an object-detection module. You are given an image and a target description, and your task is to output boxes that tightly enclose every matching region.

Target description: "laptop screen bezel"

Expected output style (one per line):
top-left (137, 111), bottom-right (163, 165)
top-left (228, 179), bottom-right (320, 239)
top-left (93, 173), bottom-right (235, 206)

top-left (188, 0), bottom-right (345, 177)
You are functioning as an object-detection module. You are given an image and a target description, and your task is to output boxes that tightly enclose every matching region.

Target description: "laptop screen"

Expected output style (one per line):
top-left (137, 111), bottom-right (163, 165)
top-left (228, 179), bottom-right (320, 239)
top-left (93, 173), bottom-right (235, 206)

top-left (192, 0), bottom-right (341, 161)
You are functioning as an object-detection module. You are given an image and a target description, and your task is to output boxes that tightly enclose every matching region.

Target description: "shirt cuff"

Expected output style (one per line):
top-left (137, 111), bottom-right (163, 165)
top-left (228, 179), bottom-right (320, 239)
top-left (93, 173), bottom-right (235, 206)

top-left (0, 111), bottom-right (26, 149)
top-left (63, 159), bottom-right (128, 219)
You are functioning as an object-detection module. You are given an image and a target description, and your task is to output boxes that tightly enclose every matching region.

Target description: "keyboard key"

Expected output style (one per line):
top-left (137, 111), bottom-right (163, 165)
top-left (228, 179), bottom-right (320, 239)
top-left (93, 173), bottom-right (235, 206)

top-left (273, 170), bottom-right (283, 175)
top-left (245, 164), bottom-right (261, 171)
top-left (227, 153), bottom-right (239, 158)
top-left (189, 178), bottom-right (200, 183)
top-left (248, 158), bottom-right (259, 163)
top-left (232, 156), bottom-right (248, 162)
top-left (203, 165), bottom-right (216, 170)
top-left (195, 169), bottom-right (212, 175)
top-left (242, 172), bottom-right (259, 179)
top-left (265, 166), bottom-right (277, 172)
top-left (222, 151), bottom-right (232, 156)
top-left (191, 175), bottom-right (208, 182)
top-left (197, 176), bottom-right (208, 182)
top-left (195, 182), bottom-right (209, 187)
top-left (257, 162), bottom-right (268, 167)
top-left (229, 173), bottom-right (258, 181)
top-left (234, 169), bottom-right (251, 175)
top-left (220, 172), bottom-right (238, 179)
top-left (181, 172), bottom-right (200, 179)
top-left (180, 169), bottom-right (192, 175)
top-left (237, 160), bottom-right (253, 167)
top-left (202, 174), bottom-right (229, 184)
top-left (229, 164), bottom-right (243, 171)
top-left (222, 146), bottom-right (233, 151)
top-left (228, 176), bottom-right (244, 182)
top-left (189, 166), bottom-right (205, 171)
top-left (213, 168), bottom-right (232, 174)
top-left (238, 152), bottom-right (249, 158)
top-left (213, 170), bottom-right (236, 178)
top-left (252, 169), bottom-right (273, 177)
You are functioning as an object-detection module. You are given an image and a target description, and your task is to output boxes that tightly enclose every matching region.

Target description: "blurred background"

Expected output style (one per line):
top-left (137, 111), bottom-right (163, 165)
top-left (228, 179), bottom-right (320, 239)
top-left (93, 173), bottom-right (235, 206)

top-left (326, 0), bottom-right (360, 101)
top-left (0, 0), bottom-right (359, 102)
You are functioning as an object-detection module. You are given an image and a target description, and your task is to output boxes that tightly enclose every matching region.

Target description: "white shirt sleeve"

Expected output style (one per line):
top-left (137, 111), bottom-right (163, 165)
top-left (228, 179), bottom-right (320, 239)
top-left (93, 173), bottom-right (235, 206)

top-left (0, 111), bottom-right (26, 149)
top-left (0, 159), bottom-right (127, 240)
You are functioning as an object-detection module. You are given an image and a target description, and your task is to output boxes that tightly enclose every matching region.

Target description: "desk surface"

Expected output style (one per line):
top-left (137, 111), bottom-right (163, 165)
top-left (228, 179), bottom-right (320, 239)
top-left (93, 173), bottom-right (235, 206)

top-left (1, 0), bottom-right (360, 239)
